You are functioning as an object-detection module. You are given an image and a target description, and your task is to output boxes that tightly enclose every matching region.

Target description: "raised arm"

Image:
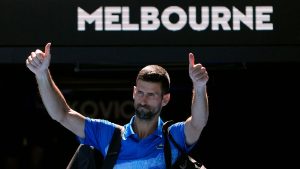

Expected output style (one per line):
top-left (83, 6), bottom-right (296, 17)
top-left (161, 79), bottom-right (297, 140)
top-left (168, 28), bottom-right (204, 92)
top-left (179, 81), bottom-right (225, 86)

top-left (184, 53), bottom-right (209, 145)
top-left (26, 43), bottom-right (86, 138)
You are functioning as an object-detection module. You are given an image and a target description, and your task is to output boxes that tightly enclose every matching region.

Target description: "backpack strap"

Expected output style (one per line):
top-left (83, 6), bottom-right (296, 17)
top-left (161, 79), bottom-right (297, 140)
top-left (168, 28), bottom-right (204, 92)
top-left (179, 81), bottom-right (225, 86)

top-left (163, 120), bottom-right (174, 169)
top-left (163, 121), bottom-right (204, 169)
top-left (100, 126), bottom-right (122, 169)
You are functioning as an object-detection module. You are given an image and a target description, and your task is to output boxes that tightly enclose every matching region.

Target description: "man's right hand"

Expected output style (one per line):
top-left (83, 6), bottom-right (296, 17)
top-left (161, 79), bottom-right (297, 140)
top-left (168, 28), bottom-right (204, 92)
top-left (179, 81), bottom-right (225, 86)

top-left (26, 42), bottom-right (51, 76)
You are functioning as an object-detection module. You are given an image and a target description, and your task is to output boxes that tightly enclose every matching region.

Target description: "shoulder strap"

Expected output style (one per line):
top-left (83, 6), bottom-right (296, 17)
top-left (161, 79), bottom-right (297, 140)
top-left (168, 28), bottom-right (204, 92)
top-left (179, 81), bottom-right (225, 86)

top-left (100, 127), bottom-right (122, 169)
top-left (164, 121), bottom-right (204, 168)
top-left (163, 120), bottom-right (188, 154)
top-left (168, 130), bottom-right (185, 154)
top-left (163, 120), bottom-right (174, 169)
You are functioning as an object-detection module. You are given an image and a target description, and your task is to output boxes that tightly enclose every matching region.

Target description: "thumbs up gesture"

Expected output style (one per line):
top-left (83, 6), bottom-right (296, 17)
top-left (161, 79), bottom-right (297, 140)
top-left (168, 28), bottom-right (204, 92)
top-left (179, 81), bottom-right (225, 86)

top-left (189, 53), bottom-right (209, 88)
top-left (26, 43), bottom-right (52, 76)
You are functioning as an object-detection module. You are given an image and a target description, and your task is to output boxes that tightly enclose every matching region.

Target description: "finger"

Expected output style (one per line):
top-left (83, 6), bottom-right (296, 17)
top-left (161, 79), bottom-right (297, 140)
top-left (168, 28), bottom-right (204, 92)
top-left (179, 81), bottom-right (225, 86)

top-left (190, 66), bottom-right (208, 80)
top-left (36, 53), bottom-right (43, 63)
top-left (189, 53), bottom-right (195, 68)
top-left (200, 73), bottom-right (209, 81)
top-left (189, 64), bottom-right (203, 75)
top-left (31, 52), bottom-right (42, 64)
top-left (29, 54), bottom-right (39, 67)
top-left (35, 49), bottom-right (43, 55)
top-left (200, 66), bottom-right (206, 74)
top-left (26, 58), bottom-right (37, 70)
top-left (34, 50), bottom-right (44, 65)
top-left (44, 42), bottom-right (51, 56)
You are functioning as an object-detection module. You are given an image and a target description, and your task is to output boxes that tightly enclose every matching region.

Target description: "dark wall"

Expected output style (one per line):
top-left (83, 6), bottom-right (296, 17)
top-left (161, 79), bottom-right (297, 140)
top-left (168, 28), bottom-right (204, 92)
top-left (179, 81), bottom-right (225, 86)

top-left (0, 61), bottom-right (298, 168)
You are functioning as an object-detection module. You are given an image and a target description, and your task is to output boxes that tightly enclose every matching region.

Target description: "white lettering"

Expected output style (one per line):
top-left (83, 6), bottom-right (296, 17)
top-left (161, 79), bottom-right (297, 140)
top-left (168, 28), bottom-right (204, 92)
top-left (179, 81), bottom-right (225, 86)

top-left (77, 6), bottom-right (274, 31)
top-left (122, 7), bottom-right (139, 31)
top-left (212, 7), bottom-right (231, 31)
top-left (78, 7), bottom-right (103, 31)
top-left (105, 7), bottom-right (122, 31)
top-left (189, 6), bottom-right (209, 31)
top-left (161, 6), bottom-right (187, 31)
top-left (141, 7), bottom-right (160, 31)
top-left (233, 6), bottom-right (253, 30)
top-left (256, 6), bottom-right (273, 30)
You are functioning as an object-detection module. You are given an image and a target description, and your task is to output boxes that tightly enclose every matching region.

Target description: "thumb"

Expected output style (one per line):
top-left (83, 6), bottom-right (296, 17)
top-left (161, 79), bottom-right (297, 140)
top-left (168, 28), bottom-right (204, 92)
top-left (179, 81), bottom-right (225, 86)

top-left (189, 52), bottom-right (195, 68)
top-left (44, 42), bottom-right (51, 56)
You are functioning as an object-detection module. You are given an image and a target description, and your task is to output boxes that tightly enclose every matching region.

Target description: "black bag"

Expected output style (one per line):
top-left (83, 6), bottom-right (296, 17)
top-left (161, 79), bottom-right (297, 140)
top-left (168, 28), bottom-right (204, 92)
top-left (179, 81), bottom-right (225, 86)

top-left (163, 120), bottom-right (206, 169)
top-left (66, 127), bottom-right (122, 169)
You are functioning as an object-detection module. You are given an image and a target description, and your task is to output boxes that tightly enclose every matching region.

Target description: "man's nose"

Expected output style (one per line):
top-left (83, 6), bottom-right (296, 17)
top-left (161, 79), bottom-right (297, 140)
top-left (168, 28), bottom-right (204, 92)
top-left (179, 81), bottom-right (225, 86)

top-left (140, 95), bottom-right (148, 105)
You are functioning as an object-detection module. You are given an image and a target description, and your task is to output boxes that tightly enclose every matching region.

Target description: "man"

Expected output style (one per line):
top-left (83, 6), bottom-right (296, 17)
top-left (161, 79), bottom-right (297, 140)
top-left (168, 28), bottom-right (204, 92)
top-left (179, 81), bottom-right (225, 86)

top-left (26, 43), bottom-right (209, 168)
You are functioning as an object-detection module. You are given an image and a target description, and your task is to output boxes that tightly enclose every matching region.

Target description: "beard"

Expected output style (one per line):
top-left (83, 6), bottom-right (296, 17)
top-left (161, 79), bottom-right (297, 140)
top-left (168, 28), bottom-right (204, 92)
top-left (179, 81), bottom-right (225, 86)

top-left (134, 104), bottom-right (161, 121)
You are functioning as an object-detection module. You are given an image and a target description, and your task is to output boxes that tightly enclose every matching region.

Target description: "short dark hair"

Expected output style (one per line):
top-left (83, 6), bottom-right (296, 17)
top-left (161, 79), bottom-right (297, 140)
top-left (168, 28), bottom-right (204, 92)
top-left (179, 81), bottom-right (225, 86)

top-left (136, 65), bottom-right (170, 94)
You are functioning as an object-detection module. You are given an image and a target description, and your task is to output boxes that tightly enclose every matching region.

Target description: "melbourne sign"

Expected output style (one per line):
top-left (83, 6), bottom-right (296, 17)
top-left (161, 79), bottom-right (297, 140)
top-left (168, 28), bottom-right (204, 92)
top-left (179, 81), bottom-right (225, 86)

top-left (78, 6), bottom-right (273, 31)
top-left (1, 0), bottom-right (299, 46)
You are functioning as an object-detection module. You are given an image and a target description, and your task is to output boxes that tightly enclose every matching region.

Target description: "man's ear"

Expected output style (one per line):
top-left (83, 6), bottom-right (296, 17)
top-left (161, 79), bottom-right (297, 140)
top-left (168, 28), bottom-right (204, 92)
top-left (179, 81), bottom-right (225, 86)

top-left (162, 93), bottom-right (170, 106)
top-left (133, 86), bottom-right (136, 99)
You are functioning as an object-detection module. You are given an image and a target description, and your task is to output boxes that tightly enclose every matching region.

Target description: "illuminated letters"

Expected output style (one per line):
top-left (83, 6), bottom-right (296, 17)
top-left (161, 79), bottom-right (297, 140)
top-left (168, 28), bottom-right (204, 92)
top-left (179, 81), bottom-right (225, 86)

top-left (77, 6), bottom-right (273, 31)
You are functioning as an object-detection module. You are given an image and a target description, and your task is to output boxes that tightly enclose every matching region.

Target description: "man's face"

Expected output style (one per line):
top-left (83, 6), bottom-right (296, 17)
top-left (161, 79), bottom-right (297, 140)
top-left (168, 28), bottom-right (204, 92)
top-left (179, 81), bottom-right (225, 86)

top-left (133, 80), bottom-right (166, 120)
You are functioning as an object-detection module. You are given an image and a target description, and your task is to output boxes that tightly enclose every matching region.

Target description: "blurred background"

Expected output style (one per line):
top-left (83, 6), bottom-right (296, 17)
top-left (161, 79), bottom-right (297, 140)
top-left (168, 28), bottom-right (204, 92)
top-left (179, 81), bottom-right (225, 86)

top-left (0, 0), bottom-right (299, 169)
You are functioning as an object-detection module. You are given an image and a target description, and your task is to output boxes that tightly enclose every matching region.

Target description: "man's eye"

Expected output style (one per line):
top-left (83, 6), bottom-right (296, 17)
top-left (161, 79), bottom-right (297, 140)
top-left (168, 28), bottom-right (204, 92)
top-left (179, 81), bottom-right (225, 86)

top-left (148, 93), bottom-right (154, 97)
top-left (147, 93), bottom-right (157, 99)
